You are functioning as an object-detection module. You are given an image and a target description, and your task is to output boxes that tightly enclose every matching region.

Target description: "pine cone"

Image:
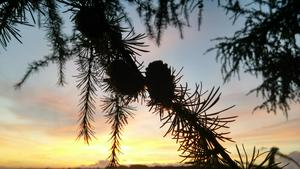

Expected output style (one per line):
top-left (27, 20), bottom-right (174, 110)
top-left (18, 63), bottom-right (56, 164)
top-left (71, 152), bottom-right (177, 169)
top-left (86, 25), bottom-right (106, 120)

top-left (106, 59), bottom-right (145, 97)
top-left (146, 60), bottom-right (175, 108)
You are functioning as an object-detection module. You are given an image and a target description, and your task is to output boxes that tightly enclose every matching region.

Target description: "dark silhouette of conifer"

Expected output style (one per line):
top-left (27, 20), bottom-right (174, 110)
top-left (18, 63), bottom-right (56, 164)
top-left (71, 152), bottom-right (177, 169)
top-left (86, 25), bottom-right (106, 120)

top-left (209, 0), bottom-right (300, 116)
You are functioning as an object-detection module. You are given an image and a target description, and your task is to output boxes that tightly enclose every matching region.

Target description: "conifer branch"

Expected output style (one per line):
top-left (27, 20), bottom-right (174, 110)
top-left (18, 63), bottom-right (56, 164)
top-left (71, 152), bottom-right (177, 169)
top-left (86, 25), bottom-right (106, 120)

top-left (211, 0), bottom-right (300, 116)
top-left (15, 55), bottom-right (59, 88)
top-left (0, 0), bottom-right (37, 48)
top-left (235, 145), bottom-right (284, 169)
top-left (102, 94), bottom-right (134, 168)
top-left (76, 48), bottom-right (99, 144)
top-left (153, 85), bottom-right (237, 168)
top-left (44, 0), bottom-right (69, 86)
top-left (145, 61), bottom-right (237, 167)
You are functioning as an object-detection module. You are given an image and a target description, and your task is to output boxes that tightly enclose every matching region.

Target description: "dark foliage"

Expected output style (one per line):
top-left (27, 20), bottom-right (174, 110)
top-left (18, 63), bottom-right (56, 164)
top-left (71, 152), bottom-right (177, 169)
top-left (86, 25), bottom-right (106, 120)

top-left (75, 48), bottom-right (99, 144)
top-left (106, 59), bottom-right (145, 97)
top-left (146, 60), bottom-right (176, 108)
top-left (144, 60), bottom-right (238, 167)
top-left (102, 94), bottom-right (135, 168)
top-left (209, 0), bottom-right (300, 116)
top-left (127, 0), bottom-right (204, 45)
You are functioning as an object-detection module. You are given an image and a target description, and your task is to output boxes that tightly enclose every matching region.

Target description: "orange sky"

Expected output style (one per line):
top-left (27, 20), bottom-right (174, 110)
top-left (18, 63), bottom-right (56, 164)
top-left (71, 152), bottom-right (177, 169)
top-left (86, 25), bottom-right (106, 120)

top-left (0, 1), bottom-right (300, 168)
top-left (0, 82), bottom-right (299, 168)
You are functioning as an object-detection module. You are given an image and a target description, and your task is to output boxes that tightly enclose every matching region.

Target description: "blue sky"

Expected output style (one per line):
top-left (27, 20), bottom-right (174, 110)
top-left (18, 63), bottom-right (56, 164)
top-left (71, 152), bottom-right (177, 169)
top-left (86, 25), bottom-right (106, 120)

top-left (0, 1), bottom-right (299, 168)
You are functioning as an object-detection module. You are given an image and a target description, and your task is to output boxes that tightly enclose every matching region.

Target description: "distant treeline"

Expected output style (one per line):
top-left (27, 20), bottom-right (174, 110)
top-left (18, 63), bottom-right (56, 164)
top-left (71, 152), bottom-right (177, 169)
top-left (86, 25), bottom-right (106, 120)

top-left (89, 164), bottom-right (279, 169)
top-left (26, 164), bottom-right (280, 169)
top-left (116, 165), bottom-right (196, 169)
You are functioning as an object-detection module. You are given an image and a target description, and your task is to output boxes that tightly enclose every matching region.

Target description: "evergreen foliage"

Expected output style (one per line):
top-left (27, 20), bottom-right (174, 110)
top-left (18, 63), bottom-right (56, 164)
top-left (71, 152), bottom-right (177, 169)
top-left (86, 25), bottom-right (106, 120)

top-left (209, 0), bottom-right (300, 116)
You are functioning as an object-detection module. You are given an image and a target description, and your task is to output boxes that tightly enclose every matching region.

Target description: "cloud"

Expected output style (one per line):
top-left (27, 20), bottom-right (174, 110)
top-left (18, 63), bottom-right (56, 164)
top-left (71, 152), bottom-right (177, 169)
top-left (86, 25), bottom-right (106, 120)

top-left (277, 151), bottom-right (300, 169)
top-left (235, 117), bottom-right (300, 138)
top-left (84, 160), bottom-right (110, 168)
top-left (232, 117), bottom-right (300, 153)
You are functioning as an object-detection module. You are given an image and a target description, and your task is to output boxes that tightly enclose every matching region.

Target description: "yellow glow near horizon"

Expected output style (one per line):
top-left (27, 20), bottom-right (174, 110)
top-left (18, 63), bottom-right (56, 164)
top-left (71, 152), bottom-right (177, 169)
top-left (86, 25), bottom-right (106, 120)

top-left (0, 129), bottom-right (182, 168)
top-left (1, 116), bottom-right (300, 168)
top-left (1, 98), bottom-right (300, 168)
top-left (118, 138), bottom-right (181, 165)
top-left (0, 137), bottom-right (106, 168)
top-left (1, 104), bottom-right (300, 168)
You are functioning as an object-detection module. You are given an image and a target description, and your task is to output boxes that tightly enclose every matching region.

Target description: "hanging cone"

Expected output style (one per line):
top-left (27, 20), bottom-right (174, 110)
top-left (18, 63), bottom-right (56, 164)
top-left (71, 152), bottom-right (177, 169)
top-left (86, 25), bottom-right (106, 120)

top-left (146, 60), bottom-right (176, 108)
top-left (106, 59), bottom-right (145, 97)
top-left (74, 7), bottom-right (107, 39)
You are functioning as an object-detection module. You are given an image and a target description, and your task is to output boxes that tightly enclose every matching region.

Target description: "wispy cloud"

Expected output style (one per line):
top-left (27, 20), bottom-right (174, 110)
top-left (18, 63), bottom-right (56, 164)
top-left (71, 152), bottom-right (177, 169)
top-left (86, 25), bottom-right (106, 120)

top-left (231, 117), bottom-right (300, 153)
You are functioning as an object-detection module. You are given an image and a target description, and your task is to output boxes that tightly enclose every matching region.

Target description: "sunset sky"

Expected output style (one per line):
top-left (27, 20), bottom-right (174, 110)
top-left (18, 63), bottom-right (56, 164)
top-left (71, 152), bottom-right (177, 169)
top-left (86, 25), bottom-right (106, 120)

top-left (0, 2), bottom-right (300, 168)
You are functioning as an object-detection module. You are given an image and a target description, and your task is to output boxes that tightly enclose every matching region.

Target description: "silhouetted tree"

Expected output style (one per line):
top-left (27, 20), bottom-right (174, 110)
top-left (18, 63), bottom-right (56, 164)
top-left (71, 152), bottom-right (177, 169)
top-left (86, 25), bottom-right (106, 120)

top-left (0, 0), bottom-right (294, 169)
top-left (209, 0), bottom-right (300, 116)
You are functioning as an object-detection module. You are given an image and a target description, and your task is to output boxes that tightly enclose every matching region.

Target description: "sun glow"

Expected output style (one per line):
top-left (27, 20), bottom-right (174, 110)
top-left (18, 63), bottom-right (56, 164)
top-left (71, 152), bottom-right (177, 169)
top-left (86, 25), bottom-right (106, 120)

top-left (0, 123), bottom-right (182, 168)
top-left (117, 138), bottom-right (180, 165)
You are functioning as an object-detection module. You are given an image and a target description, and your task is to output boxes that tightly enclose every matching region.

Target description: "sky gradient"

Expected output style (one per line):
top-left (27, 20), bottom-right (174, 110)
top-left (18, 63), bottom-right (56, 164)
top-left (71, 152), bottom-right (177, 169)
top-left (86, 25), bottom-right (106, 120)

top-left (0, 2), bottom-right (300, 168)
